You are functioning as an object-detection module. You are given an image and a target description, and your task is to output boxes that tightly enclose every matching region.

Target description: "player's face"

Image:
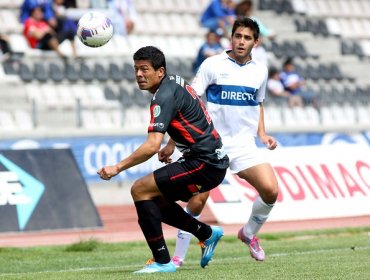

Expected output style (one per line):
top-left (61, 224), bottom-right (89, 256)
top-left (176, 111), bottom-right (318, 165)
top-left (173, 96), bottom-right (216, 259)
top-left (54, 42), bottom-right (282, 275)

top-left (134, 60), bottom-right (165, 93)
top-left (230, 26), bottom-right (258, 64)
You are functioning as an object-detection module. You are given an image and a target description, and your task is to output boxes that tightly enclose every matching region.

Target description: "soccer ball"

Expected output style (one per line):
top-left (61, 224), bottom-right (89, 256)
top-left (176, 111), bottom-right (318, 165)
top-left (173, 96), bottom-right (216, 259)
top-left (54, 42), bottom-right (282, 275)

top-left (77, 11), bottom-right (113, 48)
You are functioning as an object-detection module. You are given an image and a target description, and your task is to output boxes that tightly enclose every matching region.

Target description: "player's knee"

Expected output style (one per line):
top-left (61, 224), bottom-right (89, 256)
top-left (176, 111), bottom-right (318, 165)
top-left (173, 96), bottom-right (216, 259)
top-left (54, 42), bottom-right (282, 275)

top-left (264, 185), bottom-right (279, 204)
top-left (130, 179), bottom-right (145, 201)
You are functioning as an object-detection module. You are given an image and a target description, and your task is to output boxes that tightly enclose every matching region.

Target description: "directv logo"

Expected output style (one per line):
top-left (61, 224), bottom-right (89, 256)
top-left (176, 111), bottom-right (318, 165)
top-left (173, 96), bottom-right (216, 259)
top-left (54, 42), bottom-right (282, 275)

top-left (221, 90), bottom-right (255, 101)
top-left (0, 172), bottom-right (31, 205)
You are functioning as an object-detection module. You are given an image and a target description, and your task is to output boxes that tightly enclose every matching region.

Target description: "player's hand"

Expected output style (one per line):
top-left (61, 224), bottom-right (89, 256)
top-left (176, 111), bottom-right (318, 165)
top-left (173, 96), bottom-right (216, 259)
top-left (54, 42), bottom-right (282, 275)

top-left (158, 145), bottom-right (175, 164)
top-left (97, 165), bottom-right (119, 180)
top-left (261, 135), bottom-right (277, 150)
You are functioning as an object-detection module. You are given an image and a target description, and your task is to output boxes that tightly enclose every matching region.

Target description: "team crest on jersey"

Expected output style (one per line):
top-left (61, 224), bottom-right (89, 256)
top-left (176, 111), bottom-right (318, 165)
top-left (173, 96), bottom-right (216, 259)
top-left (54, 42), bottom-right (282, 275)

top-left (153, 105), bottom-right (161, 117)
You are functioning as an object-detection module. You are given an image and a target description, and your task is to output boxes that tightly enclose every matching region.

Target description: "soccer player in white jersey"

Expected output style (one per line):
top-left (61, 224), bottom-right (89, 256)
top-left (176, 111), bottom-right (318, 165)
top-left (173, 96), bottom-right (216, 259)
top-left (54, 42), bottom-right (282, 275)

top-left (170, 17), bottom-right (279, 267)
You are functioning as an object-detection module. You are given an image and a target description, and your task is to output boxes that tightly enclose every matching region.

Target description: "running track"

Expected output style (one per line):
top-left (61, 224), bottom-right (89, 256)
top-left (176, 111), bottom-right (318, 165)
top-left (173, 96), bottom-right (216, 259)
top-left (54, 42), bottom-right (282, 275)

top-left (0, 204), bottom-right (369, 247)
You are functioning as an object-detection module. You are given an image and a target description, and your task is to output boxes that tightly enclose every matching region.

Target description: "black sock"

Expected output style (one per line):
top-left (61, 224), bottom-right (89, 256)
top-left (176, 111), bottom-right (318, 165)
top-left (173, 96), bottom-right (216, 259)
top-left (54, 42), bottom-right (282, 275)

top-left (154, 197), bottom-right (212, 241)
top-left (134, 200), bottom-right (170, 264)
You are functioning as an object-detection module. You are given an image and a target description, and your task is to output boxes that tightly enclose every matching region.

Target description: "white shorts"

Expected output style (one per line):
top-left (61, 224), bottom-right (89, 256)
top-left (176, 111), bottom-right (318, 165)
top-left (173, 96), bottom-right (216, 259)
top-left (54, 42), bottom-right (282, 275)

top-left (225, 138), bottom-right (267, 174)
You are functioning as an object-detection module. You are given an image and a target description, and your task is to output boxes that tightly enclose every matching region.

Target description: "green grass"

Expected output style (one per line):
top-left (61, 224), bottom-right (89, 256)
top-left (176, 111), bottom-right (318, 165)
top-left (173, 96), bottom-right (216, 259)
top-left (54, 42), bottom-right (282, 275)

top-left (1, 227), bottom-right (370, 280)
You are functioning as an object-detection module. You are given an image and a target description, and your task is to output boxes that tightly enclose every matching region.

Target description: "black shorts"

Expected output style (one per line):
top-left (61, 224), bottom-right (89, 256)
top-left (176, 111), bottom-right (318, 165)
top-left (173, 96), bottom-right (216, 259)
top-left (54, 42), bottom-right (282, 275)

top-left (154, 157), bottom-right (227, 202)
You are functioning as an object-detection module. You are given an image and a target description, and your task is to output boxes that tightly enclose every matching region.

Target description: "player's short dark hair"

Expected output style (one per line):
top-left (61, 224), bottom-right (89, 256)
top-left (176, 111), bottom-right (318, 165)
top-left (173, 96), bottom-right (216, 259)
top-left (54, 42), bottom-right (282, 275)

top-left (133, 46), bottom-right (166, 71)
top-left (231, 17), bottom-right (260, 40)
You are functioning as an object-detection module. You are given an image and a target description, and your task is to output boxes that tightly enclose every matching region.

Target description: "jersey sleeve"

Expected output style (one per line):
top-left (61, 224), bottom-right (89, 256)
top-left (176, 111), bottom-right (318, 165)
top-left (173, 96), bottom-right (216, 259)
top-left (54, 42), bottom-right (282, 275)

top-left (148, 86), bottom-right (177, 133)
top-left (191, 58), bottom-right (214, 97)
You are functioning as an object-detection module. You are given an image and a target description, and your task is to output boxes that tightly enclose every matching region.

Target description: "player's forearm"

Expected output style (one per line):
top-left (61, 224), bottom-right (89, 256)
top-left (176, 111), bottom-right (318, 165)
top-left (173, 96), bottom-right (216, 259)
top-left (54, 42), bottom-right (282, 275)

top-left (257, 104), bottom-right (267, 138)
top-left (115, 142), bottom-right (158, 172)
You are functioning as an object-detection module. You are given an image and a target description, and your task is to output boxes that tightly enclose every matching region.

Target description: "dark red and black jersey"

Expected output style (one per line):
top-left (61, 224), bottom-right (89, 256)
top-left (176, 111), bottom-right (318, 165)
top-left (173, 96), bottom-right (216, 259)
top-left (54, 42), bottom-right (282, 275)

top-left (148, 75), bottom-right (228, 169)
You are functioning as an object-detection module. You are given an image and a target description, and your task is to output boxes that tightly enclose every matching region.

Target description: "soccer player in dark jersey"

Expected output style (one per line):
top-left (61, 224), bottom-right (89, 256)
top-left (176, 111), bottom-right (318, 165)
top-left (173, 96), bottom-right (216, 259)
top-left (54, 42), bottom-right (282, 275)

top-left (97, 46), bottom-right (229, 274)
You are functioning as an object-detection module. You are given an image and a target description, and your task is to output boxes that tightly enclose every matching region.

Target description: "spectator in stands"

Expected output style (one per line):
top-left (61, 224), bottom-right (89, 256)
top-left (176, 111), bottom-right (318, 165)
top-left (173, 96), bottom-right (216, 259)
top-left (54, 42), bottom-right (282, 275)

top-left (192, 29), bottom-right (224, 74)
top-left (21, 0), bottom-right (77, 58)
top-left (20, 0), bottom-right (57, 29)
top-left (107, 0), bottom-right (137, 36)
top-left (280, 58), bottom-right (318, 108)
top-left (200, 0), bottom-right (236, 38)
top-left (267, 66), bottom-right (303, 107)
top-left (52, 0), bottom-right (78, 57)
top-left (23, 6), bottom-right (68, 59)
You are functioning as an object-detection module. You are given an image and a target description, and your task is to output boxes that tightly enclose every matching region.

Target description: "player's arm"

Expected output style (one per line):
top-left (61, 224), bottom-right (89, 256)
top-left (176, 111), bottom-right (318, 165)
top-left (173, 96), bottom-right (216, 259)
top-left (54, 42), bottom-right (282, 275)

top-left (98, 132), bottom-right (164, 180)
top-left (257, 103), bottom-right (277, 150)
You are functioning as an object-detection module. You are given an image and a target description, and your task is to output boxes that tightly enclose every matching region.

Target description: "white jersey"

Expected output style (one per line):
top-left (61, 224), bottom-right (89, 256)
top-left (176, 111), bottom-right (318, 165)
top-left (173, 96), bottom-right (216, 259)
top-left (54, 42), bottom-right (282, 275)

top-left (191, 50), bottom-right (268, 149)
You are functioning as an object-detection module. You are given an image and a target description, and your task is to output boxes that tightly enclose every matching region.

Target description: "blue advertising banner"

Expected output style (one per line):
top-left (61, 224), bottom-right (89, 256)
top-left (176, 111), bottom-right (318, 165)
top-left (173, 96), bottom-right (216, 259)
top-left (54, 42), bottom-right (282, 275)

top-left (0, 132), bottom-right (369, 183)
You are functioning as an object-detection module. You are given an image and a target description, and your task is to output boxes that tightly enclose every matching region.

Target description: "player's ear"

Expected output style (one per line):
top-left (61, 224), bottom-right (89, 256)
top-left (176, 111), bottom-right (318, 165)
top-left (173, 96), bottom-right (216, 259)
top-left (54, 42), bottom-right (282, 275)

top-left (158, 67), bottom-right (165, 78)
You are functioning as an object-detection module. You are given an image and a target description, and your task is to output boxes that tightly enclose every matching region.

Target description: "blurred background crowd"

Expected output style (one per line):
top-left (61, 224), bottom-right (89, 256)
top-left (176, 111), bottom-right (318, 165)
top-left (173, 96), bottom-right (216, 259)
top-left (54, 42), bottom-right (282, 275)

top-left (1, 0), bottom-right (370, 136)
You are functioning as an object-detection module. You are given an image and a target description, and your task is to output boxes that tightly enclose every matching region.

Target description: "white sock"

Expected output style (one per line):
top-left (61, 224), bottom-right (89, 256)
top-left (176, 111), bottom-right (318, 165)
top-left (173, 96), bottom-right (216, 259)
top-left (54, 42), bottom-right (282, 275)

top-left (173, 207), bottom-right (200, 261)
top-left (243, 196), bottom-right (274, 239)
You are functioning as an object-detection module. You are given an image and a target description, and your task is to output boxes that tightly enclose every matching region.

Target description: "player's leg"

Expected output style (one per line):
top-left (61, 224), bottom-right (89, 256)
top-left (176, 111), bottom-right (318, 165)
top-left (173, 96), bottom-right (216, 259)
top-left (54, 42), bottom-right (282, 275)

top-left (237, 163), bottom-right (278, 261)
top-left (172, 192), bottom-right (209, 267)
top-left (131, 173), bottom-right (176, 273)
top-left (154, 158), bottom-right (226, 268)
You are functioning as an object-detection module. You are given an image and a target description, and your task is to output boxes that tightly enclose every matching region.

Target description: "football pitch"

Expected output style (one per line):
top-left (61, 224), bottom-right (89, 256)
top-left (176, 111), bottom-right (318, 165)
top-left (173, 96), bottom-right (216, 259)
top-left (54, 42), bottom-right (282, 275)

top-left (1, 227), bottom-right (369, 280)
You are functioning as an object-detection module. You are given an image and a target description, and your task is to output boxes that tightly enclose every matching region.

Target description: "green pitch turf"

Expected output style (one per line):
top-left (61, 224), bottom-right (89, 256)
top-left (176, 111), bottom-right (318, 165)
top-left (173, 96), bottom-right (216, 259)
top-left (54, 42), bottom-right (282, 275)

top-left (0, 227), bottom-right (369, 280)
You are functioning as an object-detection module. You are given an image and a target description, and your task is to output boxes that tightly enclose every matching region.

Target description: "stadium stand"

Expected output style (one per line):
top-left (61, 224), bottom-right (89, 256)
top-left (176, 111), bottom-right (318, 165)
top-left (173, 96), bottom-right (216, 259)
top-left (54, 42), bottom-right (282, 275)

top-left (1, 0), bottom-right (370, 135)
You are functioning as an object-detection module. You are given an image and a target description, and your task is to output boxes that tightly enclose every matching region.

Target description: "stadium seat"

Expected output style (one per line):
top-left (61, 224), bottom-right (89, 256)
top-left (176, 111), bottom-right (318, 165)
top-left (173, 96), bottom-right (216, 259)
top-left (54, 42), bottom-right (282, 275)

top-left (119, 86), bottom-right (134, 108)
top-left (95, 110), bottom-right (115, 128)
top-left (14, 109), bottom-right (33, 130)
top-left (355, 41), bottom-right (366, 58)
top-left (18, 63), bottom-right (33, 82)
top-left (177, 59), bottom-right (193, 80)
top-left (40, 84), bottom-right (59, 108)
top-left (132, 88), bottom-right (151, 108)
top-left (56, 85), bottom-right (76, 109)
top-left (81, 110), bottom-right (98, 129)
top-left (94, 62), bottom-right (109, 82)
top-left (264, 106), bottom-right (283, 127)
top-left (259, 0), bottom-right (273, 11)
top-left (49, 62), bottom-right (65, 83)
top-left (0, 110), bottom-right (16, 130)
top-left (166, 60), bottom-right (179, 75)
top-left (329, 63), bottom-right (344, 81)
top-left (2, 60), bottom-right (18, 75)
top-left (111, 109), bottom-right (123, 127)
top-left (79, 63), bottom-right (94, 82)
top-left (357, 105), bottom-right (370, 125)
top-left (104, 86), bottom-right (118, 101)
top-left (122, 62), bottom-right (136, 82)
top-left (34, 63), bottom-right (48, 82)
top-left (108, 62), bottom-right (123, 82)
top-left (72, 84), bottom-right (94, 108)
top-left (340, 40), bottom-right (353, 55)
top-left (65, 63), bottom-right (79, 82)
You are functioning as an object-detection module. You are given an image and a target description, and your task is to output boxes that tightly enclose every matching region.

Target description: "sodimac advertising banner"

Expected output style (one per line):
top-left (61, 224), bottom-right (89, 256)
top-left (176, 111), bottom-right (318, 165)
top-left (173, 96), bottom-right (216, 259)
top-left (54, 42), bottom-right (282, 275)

top-left (208, 144), bottom-right (370, 222)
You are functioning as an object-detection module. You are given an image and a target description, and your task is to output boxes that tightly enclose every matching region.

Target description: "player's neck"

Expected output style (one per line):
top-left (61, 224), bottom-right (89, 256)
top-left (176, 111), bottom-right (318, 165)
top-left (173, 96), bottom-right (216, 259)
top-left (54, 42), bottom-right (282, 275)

top-left (227, 51), bottom-right (252, 65)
